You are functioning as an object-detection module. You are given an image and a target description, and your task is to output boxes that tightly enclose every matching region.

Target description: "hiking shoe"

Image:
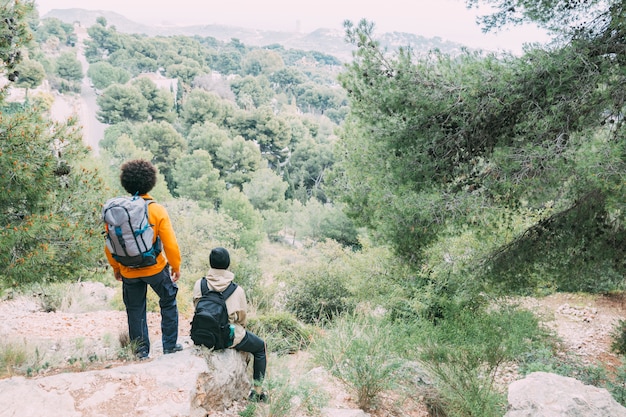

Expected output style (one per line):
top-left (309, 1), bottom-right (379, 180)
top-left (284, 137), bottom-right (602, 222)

top-left (135, 351), bottom-right (149, 360)
top-left (163, 343), bottom-right (183, 354)
top-left (248, 390), bottom-right (268, 403)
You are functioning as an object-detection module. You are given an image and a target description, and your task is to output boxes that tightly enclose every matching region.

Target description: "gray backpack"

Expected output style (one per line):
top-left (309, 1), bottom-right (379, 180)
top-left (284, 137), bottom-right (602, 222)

top-left (102, 196), bottom-right (161, 268)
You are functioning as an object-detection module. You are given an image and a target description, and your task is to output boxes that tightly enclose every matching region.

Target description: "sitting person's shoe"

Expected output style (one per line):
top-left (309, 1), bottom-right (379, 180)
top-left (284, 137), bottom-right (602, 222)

top-left (248, 390), bottom-right (268, 403)
top-left (163, 343), bottom-right (183, 354)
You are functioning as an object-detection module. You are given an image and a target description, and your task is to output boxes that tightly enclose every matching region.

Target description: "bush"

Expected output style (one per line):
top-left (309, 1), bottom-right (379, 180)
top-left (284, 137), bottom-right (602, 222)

top-left (0, 341), bottom-right (28, 378)
top-left (611, 319), bottom-right (626, 356)
top-left (415, 303), bottom-right (551, 417)
top-left (311, 313), bottom-right (403, 411)
top-left (284, 271), bottom-right (355, 324)
top-left (247, 312), bottom-right (313, 355)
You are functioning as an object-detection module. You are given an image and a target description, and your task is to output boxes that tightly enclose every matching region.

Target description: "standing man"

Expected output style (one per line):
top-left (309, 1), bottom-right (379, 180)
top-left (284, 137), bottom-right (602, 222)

top-left (105, 159), bottom-right (183, 359)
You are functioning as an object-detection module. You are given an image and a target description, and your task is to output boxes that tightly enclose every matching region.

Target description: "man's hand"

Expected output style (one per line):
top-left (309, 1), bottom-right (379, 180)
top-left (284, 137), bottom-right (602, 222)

top-left (114, 270), bottom-right (123, 281)
top-left (171, 270), bottom-right (181, 282)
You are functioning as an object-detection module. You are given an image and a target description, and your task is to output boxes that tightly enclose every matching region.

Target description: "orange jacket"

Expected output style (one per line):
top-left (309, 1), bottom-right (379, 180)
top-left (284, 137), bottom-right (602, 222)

top-left (104, 194), bottom-right (181, 278)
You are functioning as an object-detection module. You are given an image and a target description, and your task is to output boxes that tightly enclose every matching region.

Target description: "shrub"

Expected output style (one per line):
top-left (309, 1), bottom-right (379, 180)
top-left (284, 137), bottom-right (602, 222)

top-left (311, 313), bottom-right (403, 411)
top-left (611, 319), bottom-right (626, 356)
top-left (247, 312), bottom-right (313, 355)
top-left (284, 271), bottom-right (355, 324)
top-left (415, 303), bottom-right (552, 417)
top-left (0, 341), bottom-right (28, 378)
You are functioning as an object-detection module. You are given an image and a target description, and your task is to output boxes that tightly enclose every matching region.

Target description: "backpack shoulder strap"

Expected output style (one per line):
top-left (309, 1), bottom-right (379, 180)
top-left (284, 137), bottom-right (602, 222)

top-left (200, 277), bottom-right (211, 296)
top-left (222, 282), bottom-right (238, 300)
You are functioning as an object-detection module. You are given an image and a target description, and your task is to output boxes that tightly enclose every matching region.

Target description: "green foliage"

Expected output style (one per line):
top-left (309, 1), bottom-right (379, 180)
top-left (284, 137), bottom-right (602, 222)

top-left (172, 150), bottom-right (225, 206)
top-left (131, 77), bottom-right (175, 122)
top-left (606, 359), bottom-right (626, 407)
top-left (283, 262), bottom-right (355, 324)
top-left (0, 340), bottom-right (28, 378)
top-left (161, 198), bottom-right (246, 275)
top-left (35, 17), bottom-right (74, 45)
top-left (408, 305), bottom-right (539, 417)
top-left (229, 106), bottom-right (292, 170)
top-left (54, 51), bottom-right (82, 82)
top-left (87, 61), bottom-right (131, 90)
top-left (247, 312), bottom-right (313, 355)
top-left (132, 121), bottom-right (187, 191)
top-left (287, 198), bottom-right (360, 247)
top-left (242, 369), bottom-right (328, 417)
top-left (96, 84), bottom-right (150, 124)
top-left (14, 58), bottom-right (45, 94)
top-left (213, 135), bottom-right (263, 190)
top-left (311, 313), bottom-right (403, 411)
top-left (335, 18), bottom-right (625, 290)
top-left (230, 75), bottom-right (274, 109)
top-left (219, 188), bottom-right (264, 254)
top-left (0, 0), bottom-right (33, 81)
top-left (0, 106), bottom-right (107, 287)
top-left (611, 319), bottom-right (626, 356)
top-left (0, 4), bottom-right (107, 288)
top-left (243, 169), bottom-right (288, 212)
top-left (242, 49), bottom-right (284, 76)
top-left (180, 89), bottom-right (234, 130)
top-left (285, 129), bottom-right (335, 204)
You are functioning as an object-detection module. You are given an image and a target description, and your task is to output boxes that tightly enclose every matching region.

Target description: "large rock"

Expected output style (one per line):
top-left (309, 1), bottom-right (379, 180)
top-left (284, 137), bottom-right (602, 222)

top-left (0, 347), bottom-right (250, 417)
top-left (505, 372), bottom-right (626, 417)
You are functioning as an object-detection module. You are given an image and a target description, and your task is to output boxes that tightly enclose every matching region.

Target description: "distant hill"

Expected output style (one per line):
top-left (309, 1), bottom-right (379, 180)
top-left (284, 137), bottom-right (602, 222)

top-left (42, 8), bottom-right (471, 62)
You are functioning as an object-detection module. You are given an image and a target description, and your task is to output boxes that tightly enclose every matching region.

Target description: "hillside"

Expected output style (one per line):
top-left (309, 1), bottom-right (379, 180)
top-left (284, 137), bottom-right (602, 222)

top-left (42, 8), bottom-right (472, 62)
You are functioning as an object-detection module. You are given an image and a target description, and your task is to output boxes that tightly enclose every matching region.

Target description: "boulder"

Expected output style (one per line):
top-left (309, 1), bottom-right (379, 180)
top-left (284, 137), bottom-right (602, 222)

top-left (0, 347), bottom-right (250, 417)
top-left (505, 371), bottom-right (626, 417)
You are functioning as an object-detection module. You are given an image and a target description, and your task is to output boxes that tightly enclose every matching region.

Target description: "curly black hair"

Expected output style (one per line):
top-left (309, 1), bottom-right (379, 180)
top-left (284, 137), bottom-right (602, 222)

top-left (120, 159), bottom-right (157, 195)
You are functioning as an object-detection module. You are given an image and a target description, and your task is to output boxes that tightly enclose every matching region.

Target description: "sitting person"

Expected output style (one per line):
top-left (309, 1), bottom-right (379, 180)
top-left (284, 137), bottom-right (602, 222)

top-left (192, 247), bottom-right (268, 402)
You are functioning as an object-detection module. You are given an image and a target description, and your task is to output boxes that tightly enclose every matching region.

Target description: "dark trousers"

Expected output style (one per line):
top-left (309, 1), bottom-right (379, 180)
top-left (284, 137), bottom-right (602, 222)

top-left (234, 331), bottom-right (267, 382)
top-left (122, 267), bottom-right (179, 355)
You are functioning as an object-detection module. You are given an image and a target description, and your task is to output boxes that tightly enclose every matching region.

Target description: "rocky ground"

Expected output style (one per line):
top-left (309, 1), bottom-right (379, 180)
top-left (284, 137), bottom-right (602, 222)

top-left (0, 283), bottom-right (624, 416)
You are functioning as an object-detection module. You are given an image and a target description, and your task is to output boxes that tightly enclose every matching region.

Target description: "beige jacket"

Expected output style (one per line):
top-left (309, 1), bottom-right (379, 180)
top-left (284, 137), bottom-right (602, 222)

top-left (192, 268), bottom-right (247, 346)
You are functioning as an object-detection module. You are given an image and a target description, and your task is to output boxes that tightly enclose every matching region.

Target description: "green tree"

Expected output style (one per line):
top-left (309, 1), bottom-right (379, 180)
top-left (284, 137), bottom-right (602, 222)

top-left (219, 188), bottom-right (264, 253)
top-left (269, 67), bottom-right (306, 96)
top-left (243, 168), bottom-right (288, 212)
top-left (172, 150), bottom-right (225, 207)
top-left (96, 84), bottom-right (149, 124)
top-left (187, 121), bottom-right (231, 154)
top-left (131, 77), bottom-right (175, 122)
top-left (180, 89), bottom-right (234, 130)
top-left (87, 61), bottom-right (131, 90)
top-left (14, 58), bottom-right (45, 99)
top-left (242, 48), bottom-right (284, 76)
top-left (35, 17), bottom-right (74, 45)
top-left (286, 134), bottom-right (335, 203)
top-left (295, 82), bottom-right (347, 115)
top-left (166, 59), bottom-right (201, 85)
top-left (213, 135), bottom-right (264, 189)
top-left (229, 106), bottom-right (292, 170)
top-left (86, 17), bottom-right (123, 58)
top-left (133, 121), bottom-right (187, 192)
top-left (229, 74), bottom-right (274, 109)
top-left (55, 51), bottom-right (83, 82)
top-left (336, 18), bottom-right (625, 290)
top-left (0, 4), bottom-right (107, 286)
top-left (206, 49), bottom-right (242, 75)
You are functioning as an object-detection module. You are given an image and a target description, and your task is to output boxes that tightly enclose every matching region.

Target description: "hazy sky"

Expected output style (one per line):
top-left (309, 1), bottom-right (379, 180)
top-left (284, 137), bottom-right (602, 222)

top-left (34, 0), bottom-right (551, 54)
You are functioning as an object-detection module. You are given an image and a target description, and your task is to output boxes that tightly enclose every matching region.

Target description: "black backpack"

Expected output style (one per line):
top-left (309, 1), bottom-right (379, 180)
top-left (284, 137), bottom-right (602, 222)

top-left (190, 279), bottom-right (238, 350)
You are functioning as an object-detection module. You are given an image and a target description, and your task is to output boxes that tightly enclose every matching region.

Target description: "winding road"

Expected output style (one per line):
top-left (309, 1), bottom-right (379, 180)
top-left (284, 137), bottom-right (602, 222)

top-left (49, 24), bottom-right (106, 155)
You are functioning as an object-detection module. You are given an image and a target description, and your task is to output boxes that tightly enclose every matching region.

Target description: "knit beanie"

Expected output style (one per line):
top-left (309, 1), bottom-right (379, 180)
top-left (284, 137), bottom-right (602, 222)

top-left (210, 247), bottom-right (230, 269)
